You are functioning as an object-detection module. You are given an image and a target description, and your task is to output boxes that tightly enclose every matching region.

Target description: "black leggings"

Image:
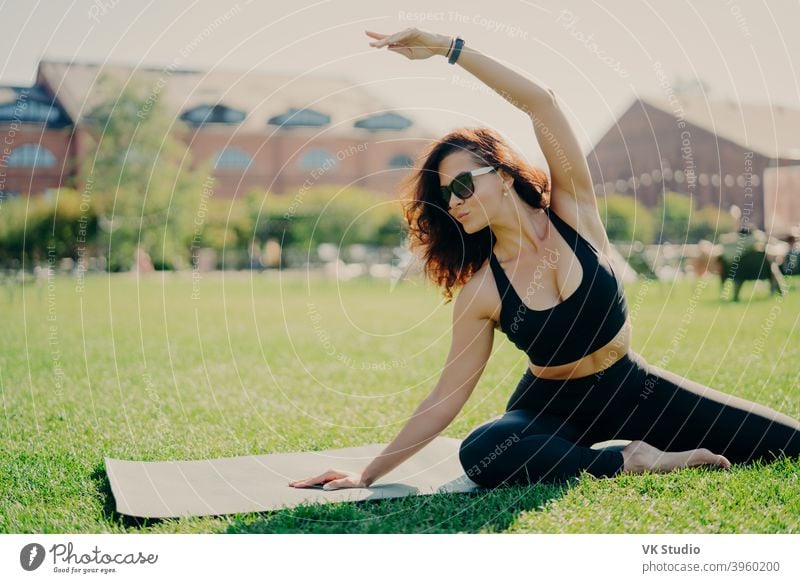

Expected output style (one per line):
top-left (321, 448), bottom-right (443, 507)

top-left (459, 351), bottom-right (800, 487)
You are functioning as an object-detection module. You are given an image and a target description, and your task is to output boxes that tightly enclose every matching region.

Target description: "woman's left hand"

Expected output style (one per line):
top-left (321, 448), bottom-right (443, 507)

top-left (288, 468), bottom-right (369, 490)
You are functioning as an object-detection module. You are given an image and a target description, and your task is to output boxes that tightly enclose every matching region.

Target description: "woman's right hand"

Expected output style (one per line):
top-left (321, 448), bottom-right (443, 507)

top-left (288, 468), bottom-right (369, 490)
top-left (366, 28), bottom-right (452, 61)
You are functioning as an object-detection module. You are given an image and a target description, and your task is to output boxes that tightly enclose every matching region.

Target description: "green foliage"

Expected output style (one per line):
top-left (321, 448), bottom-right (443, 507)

top-left (654, 191), bottom-right (737, 244)
top-left (0, 197), bottom-right (30, 264)
top-left (247, 186), bottom-right (406, 252)
top-left (0, 189), bottom-right (98, 266)
top-left (689, 204), bottom-right (736, 242)
top-left (654, 191), bottom-right (693, 243)
top-left (597, 191), bottom-right (735, 244)
top-left (597, 193), bottom-right (654, 243)
top-left (79, 73), bottom-right (213, 271)
top-left (192, 197), bottom-right (253, 252)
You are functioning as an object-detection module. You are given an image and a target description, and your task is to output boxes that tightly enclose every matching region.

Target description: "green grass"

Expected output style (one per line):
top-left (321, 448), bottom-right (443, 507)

top-left (1, 272), bottom-right (799, 533)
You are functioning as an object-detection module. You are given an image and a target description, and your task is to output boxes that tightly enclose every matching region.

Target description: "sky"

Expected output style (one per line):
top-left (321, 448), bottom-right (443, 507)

top-left (2, 0), bottom-right (799, 168)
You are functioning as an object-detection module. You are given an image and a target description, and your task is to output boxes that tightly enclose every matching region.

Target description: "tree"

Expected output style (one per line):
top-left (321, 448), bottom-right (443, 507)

top-left (79, 73), bottom-right (213, 270)
top-left (654, 191), bottom-right (693, 243)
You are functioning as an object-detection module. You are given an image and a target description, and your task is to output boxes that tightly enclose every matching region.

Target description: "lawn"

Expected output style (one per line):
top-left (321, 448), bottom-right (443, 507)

top-left (1, 271), bottom-right (799, 533)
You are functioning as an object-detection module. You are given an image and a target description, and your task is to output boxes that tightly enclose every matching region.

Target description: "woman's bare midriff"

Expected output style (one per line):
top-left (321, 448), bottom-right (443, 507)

top-left (527, 317), bottom-right (633, 380)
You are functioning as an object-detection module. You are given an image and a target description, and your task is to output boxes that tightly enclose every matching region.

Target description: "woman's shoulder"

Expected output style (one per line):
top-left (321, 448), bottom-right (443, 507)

top-left (458, 258), bottom-right (503, 325)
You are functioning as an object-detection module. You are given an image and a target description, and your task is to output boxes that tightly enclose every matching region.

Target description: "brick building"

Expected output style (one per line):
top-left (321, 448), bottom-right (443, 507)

top-left (586, 94), bottom-right (800, 236)
top-left (0, 59), bottom-right (436, 200)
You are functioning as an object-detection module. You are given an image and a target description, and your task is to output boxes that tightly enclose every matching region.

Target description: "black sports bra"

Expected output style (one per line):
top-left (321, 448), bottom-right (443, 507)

top-left (488, 206), bottom-right (628, 367)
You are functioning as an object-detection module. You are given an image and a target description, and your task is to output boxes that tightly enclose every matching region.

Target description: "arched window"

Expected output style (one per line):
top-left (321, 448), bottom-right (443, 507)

top-left (8, 144), bottom-right (57, 168)
top-left (299, 148), bottom-right (337, 170)
top-left (387, 154), bottom-right (414, 169)
top-left (214, 148), bottom-right (252, 170)
top-left (181, 104), bottom-right (246, 125)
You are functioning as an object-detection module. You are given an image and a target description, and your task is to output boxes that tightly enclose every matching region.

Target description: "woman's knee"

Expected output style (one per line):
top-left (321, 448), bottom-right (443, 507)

top-left (459, 422), bottom-right (552, 488)
top-left (458, 419), bottom-right (528, 487)
top-left (460, 418), bottom-right (592, 486)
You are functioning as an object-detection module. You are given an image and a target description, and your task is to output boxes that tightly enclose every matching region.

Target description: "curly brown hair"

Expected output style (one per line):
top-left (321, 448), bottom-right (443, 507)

top-left (400, 127), bottom-right (550, 302)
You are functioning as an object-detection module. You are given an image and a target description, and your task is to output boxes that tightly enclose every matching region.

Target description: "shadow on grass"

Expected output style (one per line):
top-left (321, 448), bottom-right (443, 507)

top-left (219, 478), bottom-right (579, 534)
top-left (90, 463), bottom-right (168, 531)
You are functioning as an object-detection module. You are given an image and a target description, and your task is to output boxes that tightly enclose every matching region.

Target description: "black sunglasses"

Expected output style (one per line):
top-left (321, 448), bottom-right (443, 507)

top-left (439, 166), bottom-right (496, 206)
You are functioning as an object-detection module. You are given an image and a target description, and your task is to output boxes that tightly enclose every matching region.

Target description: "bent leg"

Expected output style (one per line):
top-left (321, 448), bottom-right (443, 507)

top-left (458, 409), bottom-right (625, 487)
top-left (633, 363), bottom-right (800, 465)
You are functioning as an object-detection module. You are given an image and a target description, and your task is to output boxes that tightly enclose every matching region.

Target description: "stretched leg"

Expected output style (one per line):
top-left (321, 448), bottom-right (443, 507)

top-left (458, 408), bottom-right (624, 487)
top-left (629, 362), bottom-right (800, 466)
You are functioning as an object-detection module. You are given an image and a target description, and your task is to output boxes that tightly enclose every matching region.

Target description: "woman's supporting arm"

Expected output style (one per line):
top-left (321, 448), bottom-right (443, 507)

top-left (360, 393), bottom-right (461, 487)
top-left (453, 41), bottom-right (595, 202)
top-left (361, 281), bottom-right (495, 486)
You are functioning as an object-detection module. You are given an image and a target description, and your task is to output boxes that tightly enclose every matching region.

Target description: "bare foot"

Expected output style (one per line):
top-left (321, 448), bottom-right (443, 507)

top-left (620, 440), bottom-right (731, 474)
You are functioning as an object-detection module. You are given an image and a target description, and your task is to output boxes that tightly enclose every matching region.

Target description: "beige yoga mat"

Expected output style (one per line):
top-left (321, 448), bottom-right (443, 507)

top-left (105, 437), bottom-right (630, 518)
top-left (105, 436), bottom-right (486, 518)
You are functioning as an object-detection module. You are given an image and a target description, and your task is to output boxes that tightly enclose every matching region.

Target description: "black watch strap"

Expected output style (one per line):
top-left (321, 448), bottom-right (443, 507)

top-left (448, 37), bottom-right (465, 64)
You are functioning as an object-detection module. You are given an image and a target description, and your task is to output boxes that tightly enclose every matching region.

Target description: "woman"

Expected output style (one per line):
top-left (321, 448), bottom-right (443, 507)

top-left (290, 28), bottom-right (800, 491)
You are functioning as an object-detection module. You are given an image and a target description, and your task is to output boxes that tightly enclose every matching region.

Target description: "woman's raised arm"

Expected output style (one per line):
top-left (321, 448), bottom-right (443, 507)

top-left (366, 28), bottom-right (595, 204)
top-left (450, 41), bottom-right (594, 202)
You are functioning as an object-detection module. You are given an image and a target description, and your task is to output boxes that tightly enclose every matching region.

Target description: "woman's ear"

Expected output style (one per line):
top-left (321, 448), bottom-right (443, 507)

top-left (498, 169), bottom-right (513, 190)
